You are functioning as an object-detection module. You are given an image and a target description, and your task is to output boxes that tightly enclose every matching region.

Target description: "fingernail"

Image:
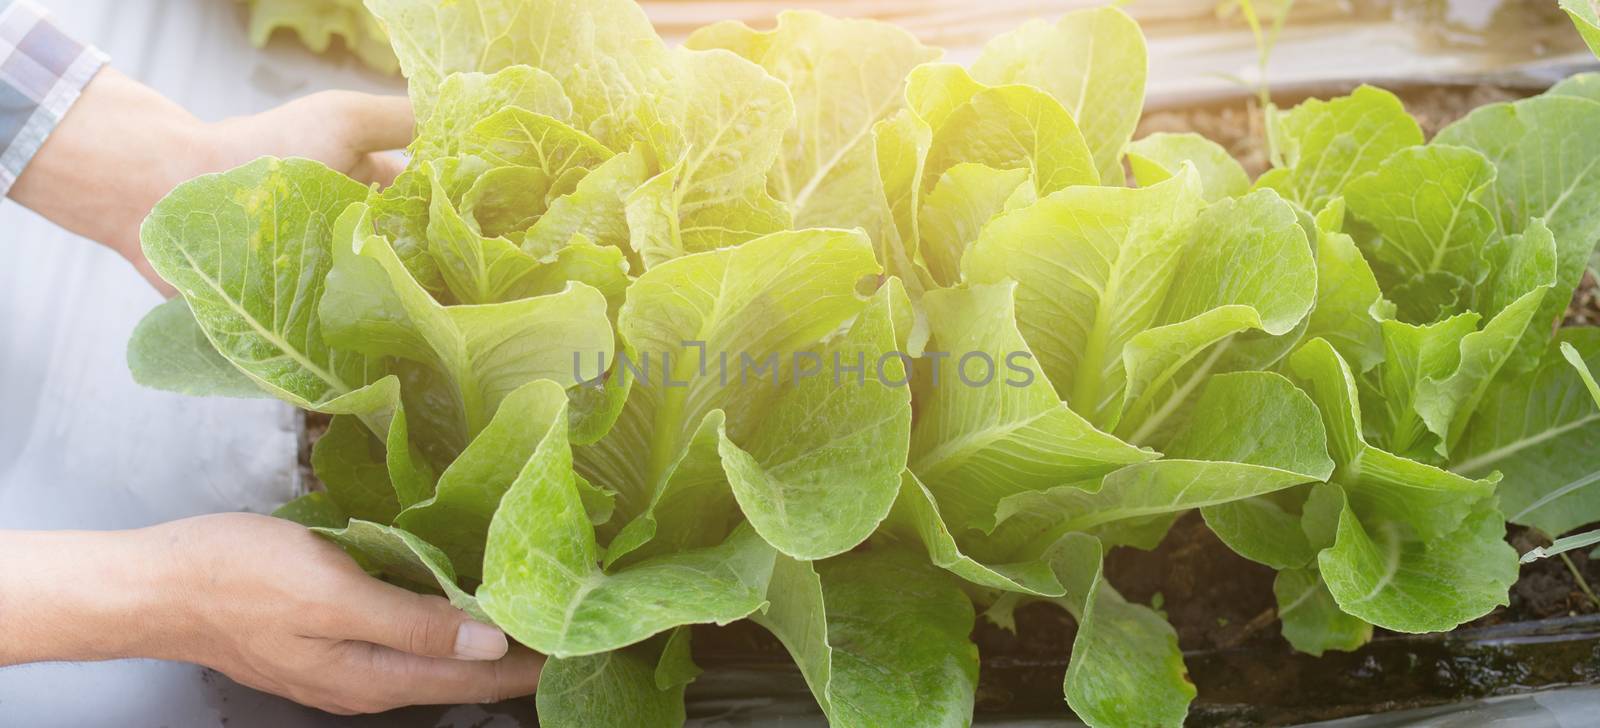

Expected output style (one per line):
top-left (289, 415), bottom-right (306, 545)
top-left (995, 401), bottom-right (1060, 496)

top-left (454, 620), bottom-right (508, 661)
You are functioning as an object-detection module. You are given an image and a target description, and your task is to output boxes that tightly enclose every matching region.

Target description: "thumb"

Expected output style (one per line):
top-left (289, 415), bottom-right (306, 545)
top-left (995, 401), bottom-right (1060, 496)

top-left (339, 581), bottom-right (509, 661)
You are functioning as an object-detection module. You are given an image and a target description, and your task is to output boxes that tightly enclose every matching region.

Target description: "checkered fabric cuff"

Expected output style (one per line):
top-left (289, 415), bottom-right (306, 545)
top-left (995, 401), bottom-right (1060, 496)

top-left (0, 0), bottom-right (107, 197)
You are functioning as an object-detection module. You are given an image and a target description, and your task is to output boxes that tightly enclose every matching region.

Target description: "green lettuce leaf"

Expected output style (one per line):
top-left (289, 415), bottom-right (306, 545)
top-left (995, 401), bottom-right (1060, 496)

top-left (477, 380), bottom-right (777, 657)
top-left (971, 6), bottom-right (1147, 185)
top-left (395, 380), bottom-right (574, 578)
top-left (1052, 533), bottom-right (1193, 728)
top-left (141, 157), bottom-right (377, 409)
top-left (1274, 567), bottom-right (1371, 655)
top-left (688, 11), bottom-right (939, 237)
top-left (878, 471), bottom-right (1068, 597)
top-left (1436, 94), bottom-right (1600, 370)
top-left (1344, 144), bottom-right (1497, 298)
top-left (312, 519), bottom-right (487, 622)
top-left (717, 281), bottom-right (913, 560)
top-left (1290, 339), bottom-right (1516, 632)
top-left (246, 0), bottom-right (395, 72)
top-left (365, 0), bottom-right (664, 138)
top-left (310, 414), bottom-right (403, 523)
top-left (1202, 489), bottom-right (1319, 570)
top-left (917, 164), bottom-right (1032, 287)
top-left (524, 146), bottom-right (652, 265)
top-left (127, 298), bottom-right (268, 399)
top-left (1456, 329), bottom-right (1600, 537)
top-left (535, 630), bottom-right (698, 728)
top-left (576, 229), bottom-right (882, 564)
top-left (964, 171), bottom-right (1316, 441)
top-left (411, 66), bottom-right (573, 163)
top-left (980, 371), bottom-right (1334, 558)
top-left (368, 0), bottom-right (796, 271)
top-left (1126, 132), bottom-right (1250, 202)
top-left (907, 283), bottom-right (1155, 532)
top-left (1317, 485), bottom-right (1515, 633)
top-left (321, 203), bottom-right (613, 438)
top-left (1548, 71), bottom-right (1600, 104)
top-left (1257, 86), bottom-right (1423, 211)
top-left (962, 171), bottom-right (1204, 428)
top-left (923, 83), bottom-right (1098, 196)
top-left (1563, 0), bottom-right (1600, 57)
top-left (1303, 198), bottom-right (1391, 373)
top-left (753, 551), bottom-right (979, 728)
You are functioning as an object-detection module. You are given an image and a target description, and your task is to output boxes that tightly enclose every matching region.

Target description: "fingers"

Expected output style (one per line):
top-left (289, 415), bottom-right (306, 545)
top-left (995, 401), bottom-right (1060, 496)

top-left (348, 151), bottom-right (406, 188)
top-left (335, 92), bottom-right (415, 154)
top-left (330, 642), bottom-right (545, 711)
top-left (328, 577), bottom-right (508, 661)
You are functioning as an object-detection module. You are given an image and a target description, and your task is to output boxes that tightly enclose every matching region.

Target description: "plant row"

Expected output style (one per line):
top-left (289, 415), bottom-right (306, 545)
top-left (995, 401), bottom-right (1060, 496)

top-left (128, 1), bottom-right (1600, 725)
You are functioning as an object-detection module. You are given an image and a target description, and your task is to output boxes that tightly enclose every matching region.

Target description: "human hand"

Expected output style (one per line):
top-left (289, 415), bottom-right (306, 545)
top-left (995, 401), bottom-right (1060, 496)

top-left (151, 513), bottom-right (542, 714)
top-left (0, 514), bottom-right (540, 715)
top-left (9, 68), bottom-right (413, 296)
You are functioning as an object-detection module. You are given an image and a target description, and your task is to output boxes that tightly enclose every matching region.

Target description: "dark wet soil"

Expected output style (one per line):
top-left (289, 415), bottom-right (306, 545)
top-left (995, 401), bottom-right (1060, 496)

top-left (966, 513), bottom-right (1600, 725)
top-left (1100, 514), bottom-right (1600, 654)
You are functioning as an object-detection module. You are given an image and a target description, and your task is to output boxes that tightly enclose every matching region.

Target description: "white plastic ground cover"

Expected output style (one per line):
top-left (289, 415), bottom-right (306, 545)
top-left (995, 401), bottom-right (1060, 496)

top-left (1306, 686), bottom-right (1600, 727)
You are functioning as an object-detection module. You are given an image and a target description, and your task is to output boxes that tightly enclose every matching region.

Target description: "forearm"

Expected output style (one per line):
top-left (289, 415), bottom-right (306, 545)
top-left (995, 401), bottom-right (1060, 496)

top-left (8, 68), bottom-right (214, 267)
top-left (0, 527), bottom-right (186, 665)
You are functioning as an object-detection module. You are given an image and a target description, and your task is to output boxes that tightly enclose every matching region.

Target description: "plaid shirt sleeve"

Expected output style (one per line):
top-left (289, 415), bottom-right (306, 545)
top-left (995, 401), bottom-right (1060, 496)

top-left (0, 0), bottom-right (107, 197)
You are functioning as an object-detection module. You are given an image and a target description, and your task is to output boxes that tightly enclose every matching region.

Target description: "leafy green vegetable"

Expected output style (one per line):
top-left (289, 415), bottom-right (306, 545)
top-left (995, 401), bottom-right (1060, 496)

top-left (245, 0), bottom-right (396, 72)
top-left (127, 298), bottom-right (268, 399)
top-left (1291, 340), bottom-right (1517, 633)
top-left (907, 283), bottom-right (1155, 533)
top-left (687, 11), bottom-right (940, 238)
top-left (1257, 86), bottom-right (1422, 212)
top-left (535, 630), bottom-right (698, 728)
top-left (970, 7), bottom-right (1147, 185)
top-left (477, 379), bottom-right (777, 657)
top-left (129, 3), bottom-right (1600, 725)
top-left (964, 174), bottom-right (1316, 442)
top-left (314, 518), bottom-right (488, 622)
top-left (141, 157), bottom-right (378, 410)
top-left (1565, 340), bottom-right (1600, 406)
top-left (1458, 331), bottom-right (1600, 537)
top-left (1274, 567), bottom-right (1372, 655)
top-left (754, 551), bottom-right (979, 728)
top-left (1053, 533), bottom-right (1193, 728)
top-left (1564, 0), bottom-right (1600, 58)
top-left (1434, 93), bottom-right (1600, 371)
top-left (1126, 132), bottom-right (1250, 202)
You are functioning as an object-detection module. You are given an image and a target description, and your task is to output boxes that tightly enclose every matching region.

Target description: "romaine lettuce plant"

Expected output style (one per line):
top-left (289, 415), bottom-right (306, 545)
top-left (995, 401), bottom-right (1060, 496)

top-left (245, 0), bottom-right (397, 72)
top-left (129, 1), bottom-right (1600, 726)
